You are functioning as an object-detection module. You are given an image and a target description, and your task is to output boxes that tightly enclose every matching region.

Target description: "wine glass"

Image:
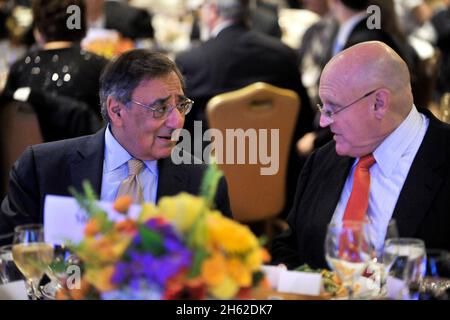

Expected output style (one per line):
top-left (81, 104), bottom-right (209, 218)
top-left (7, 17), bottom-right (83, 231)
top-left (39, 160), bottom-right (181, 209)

top-left (325, 220), bottom-right (376, 299)
top-left (12, 224), bottom-right (54, 300)
top-left (382, 238), bottom-right (427, 300)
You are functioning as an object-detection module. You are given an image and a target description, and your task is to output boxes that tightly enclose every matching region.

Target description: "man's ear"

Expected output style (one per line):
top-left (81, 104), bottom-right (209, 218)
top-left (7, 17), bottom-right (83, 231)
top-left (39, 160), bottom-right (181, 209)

top-left (373, 89), bottom-right (390, 119)
top-left (107, 96), bottom-right (124, 126)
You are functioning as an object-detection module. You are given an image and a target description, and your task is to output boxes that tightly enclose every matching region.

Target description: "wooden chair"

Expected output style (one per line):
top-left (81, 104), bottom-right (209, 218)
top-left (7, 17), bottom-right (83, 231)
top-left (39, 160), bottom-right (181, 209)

top-left (0, 100), bottom-right (43, 197)
top-left (440, 92), bottom-right (450, 124)
top-left (206, 82), bottom-right (300, 240)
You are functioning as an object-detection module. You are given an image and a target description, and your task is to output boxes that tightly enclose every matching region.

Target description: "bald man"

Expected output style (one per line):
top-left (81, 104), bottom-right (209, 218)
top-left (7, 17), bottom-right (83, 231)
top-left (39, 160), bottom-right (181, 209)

top-left (271, 41), bottom-right (450, 269)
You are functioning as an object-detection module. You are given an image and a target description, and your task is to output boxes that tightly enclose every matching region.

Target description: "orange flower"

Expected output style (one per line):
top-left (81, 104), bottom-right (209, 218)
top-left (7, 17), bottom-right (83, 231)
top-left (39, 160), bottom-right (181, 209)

top-left (113, 195), bottom-right (132, 214)
top-left (201, 253), bottom-right (226, 286)
top-left (227, 258), bottom-right (252, 287)
top-left (69, 277), bottom-right (91, 300)
top-left (114, 219), bottom-right (137, 235)
top-left (84, 218), bottom-right (101, 236)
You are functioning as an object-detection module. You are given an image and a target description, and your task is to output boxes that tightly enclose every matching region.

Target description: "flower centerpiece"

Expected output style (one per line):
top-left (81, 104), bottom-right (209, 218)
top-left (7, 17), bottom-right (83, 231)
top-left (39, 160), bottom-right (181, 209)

top-left (57, 165), bottom-right (270, 300)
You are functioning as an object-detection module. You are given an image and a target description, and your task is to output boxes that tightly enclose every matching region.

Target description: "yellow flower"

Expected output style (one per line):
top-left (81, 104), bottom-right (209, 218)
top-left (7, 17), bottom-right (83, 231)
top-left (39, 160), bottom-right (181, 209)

top-left (85, 266), bottom-right (117, 292)
top-left (158, 193), bottom-right (206, 233)
top-left (245, 249), bottom-right (264, 271)
top-left (227, 258), bottom-right (252, 287)
top-left (209, 276), bottom-right (239, 300)
top-left (207, 213), bottom-right (258, 253)
top-left (138, 203), bottom-right (158, 222)
top-left (79, 234), bottom-right (131, 264)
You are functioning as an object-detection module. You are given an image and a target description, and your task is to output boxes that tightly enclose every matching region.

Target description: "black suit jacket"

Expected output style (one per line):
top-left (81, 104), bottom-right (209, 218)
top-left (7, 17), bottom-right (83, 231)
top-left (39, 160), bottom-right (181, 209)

top-left (271, 110), bottom-right (450, 269)
top-left (104, 1), bottom-right (154, 39)
top-left (0, 129), bottom-right (231, 244)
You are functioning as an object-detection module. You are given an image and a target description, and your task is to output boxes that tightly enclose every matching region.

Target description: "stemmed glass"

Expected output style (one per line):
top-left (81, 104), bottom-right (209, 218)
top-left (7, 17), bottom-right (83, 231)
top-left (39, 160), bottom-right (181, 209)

top-left (12, 224), bottom-right (54, 300)
top-left (0, 245), bottom-right (24, 284)
top-left (377, 219), bottom-right (399, 295)
top-left (382, 238), bottom-right (427, 299)
top-left (325, 220), bottom-right (376, 299)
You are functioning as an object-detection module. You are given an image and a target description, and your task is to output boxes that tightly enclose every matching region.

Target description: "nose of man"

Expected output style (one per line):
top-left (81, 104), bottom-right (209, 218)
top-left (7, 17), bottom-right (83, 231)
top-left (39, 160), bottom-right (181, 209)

top-left (165, 107), bottom-right (185, 129)
top-left (319, 114), bottom-right (333, 128)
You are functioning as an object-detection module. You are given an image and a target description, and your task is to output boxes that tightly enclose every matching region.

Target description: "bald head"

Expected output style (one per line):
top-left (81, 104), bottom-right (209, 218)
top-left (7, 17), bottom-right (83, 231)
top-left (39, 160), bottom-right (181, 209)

top-left (318, 41), bottom-right (415, 157)
top-left (321, 41), bottom-right (413, 115)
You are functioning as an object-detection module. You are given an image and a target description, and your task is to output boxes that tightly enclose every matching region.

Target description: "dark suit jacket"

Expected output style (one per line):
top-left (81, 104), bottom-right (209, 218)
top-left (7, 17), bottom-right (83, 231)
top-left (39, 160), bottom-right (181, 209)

top-left (0, 129), bottom-right (231, 244)
top-left (271, 109), bottom-right (450, 269)
top-left (104, 1), bottom-right (154, 39)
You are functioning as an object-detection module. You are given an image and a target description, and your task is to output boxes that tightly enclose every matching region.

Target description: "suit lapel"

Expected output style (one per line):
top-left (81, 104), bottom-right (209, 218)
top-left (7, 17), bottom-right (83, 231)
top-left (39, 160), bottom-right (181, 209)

top-left (69, 129), bottom-right (106, 196)
top-left (314, 151), bottom-right (354, 227)
top-left (156, 157), bottom-right (189, 200)
top-left (392, 115), bottom-right (447, 236)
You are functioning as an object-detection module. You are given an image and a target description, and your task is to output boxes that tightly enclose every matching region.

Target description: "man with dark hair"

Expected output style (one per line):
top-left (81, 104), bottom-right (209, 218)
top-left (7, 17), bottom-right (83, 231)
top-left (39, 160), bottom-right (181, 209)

top-left (0, 49), bottom-right (232, 245)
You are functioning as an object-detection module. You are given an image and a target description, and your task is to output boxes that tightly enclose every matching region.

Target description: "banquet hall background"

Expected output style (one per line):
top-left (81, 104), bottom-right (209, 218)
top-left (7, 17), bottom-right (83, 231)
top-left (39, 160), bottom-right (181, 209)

top-left (0, 0), bottom-right (449, 240)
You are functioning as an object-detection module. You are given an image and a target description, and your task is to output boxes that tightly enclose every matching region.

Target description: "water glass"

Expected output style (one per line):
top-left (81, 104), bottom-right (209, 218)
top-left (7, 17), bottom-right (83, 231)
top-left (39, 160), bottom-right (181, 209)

top-left (383, 238), bottom-right (427, 299)
top-left (0, 245), bottom-right (24, 284)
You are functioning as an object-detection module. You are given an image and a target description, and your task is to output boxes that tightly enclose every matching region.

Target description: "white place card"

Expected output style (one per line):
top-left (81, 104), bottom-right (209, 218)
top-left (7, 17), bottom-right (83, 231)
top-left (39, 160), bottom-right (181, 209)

top-left (44, 195), bottom-right (142, 245)
top-left (277, 270), bottom-right (322, 296)
top-left (0, 281), bottom-right (28, 300)
top-left (261, 265), bottom-right (285, 289)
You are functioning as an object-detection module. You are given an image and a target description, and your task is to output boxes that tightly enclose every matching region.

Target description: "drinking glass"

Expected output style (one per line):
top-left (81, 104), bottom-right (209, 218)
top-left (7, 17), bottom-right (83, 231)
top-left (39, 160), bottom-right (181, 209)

top-left (325, 220), bottom-right (376, 299)
top-left (377, 219), bottom-right (400, 295)
top-left (12, 224), bottom-right (54, 300)
top-left (382, 238), bottom-right (427, 299)
top-left (0, 245), bottom-right (24, 284)
top-left (42, 244), bottom-right (76, 299)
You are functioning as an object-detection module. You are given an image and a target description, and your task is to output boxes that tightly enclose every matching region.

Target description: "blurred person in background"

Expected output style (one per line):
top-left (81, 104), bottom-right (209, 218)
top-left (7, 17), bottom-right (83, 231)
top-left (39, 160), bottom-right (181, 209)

top-left (85, 0), bottom-right (154, 40)
top-left (2, 0), bottom-right (108, 140)
top-left (431, 0), bottom-right (450, 99)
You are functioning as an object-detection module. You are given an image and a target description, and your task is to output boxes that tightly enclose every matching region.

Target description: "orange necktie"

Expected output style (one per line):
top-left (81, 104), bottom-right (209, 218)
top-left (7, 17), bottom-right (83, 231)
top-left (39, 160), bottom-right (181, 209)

top-left (343, 154), bottom-right (376, 222)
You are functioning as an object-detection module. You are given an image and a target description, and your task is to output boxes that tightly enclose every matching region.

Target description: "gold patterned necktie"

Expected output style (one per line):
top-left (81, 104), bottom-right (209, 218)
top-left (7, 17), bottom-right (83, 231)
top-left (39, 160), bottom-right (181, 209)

top-left (116, 159), bottom-right (144, 204)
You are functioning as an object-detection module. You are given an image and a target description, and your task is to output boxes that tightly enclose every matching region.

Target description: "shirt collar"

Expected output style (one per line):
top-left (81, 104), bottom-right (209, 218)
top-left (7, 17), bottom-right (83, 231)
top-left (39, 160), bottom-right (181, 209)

top-left (335, 13), bottom-right (366, 49)
top-left (372, 105), bottom-right (423, 177)
top-left (211, 21), bottom-right (234, 38)
top-left (104, 125), bottom-right (158, 174)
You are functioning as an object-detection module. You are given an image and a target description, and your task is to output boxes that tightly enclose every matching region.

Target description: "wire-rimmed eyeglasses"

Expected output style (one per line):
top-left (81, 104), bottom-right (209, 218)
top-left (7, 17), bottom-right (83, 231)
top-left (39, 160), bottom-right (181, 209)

top-left (129, 97), bottom-right (194, 119)
top-left (317, 89), bottom-right (378, 120)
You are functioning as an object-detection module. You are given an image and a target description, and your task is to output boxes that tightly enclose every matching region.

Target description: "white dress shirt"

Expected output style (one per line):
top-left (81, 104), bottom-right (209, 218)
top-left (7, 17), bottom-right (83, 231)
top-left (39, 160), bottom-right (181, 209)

top-left (332, 13), bottom-right (367, 56)
top-left (331, 106), bottom-right (429, 250)
top-left (100, 126), bottom-right (159, 203)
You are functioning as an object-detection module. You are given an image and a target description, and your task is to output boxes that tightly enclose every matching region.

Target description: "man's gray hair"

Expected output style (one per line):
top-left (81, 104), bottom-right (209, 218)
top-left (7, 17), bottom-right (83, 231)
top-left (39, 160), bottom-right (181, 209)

top-left (209, 0), bottom-right (250, 21)
top-left (99, 49), bottom-right (184, 123)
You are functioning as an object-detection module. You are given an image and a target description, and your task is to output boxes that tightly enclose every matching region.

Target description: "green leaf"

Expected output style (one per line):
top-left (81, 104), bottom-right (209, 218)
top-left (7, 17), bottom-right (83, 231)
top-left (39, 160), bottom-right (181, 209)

top-left (199, 163), bottom-right (224, 209)
top-left (188, 249), bottom-right (209, 278)
top-left (138, 225), bottom-right (165, 256)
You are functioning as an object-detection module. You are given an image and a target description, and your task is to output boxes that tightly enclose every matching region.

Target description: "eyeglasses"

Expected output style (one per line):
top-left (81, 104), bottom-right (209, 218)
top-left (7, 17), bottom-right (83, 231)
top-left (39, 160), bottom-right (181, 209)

top-left (317, 89), bottom-right (378, 119)
top-left (129, 97), bottom-right (194, 119)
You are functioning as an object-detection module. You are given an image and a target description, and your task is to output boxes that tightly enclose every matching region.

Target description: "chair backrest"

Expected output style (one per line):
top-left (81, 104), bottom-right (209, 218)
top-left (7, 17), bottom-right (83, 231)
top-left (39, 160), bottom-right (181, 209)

top-left (206, 82), bottom-right (300, 222)
top-left (440, 92), bottom-right (450, 124)
top-left (0, 100), bottom-right (43, 196)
